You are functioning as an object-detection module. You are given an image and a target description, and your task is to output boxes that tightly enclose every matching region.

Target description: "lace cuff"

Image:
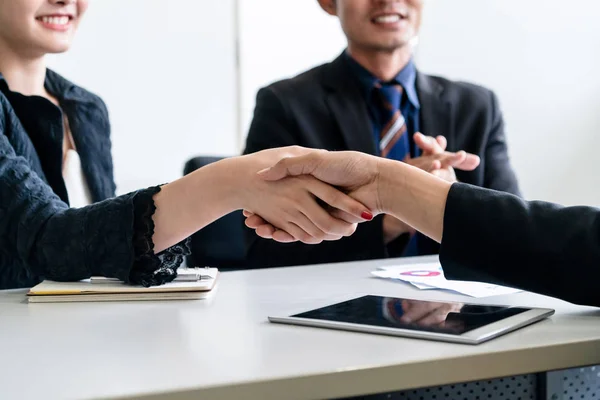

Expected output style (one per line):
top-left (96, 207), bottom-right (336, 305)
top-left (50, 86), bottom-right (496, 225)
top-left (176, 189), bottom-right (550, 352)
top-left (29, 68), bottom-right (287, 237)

top-left (128, 186), bottom-right (191, 287)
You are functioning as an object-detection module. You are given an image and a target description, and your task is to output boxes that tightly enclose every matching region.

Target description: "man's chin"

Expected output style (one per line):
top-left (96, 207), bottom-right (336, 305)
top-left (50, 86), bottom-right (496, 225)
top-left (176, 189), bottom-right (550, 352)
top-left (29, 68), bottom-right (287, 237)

top-left (370, 30), bottom-right (417, 52)
top-left (369, 40), bottom-right (412, 53)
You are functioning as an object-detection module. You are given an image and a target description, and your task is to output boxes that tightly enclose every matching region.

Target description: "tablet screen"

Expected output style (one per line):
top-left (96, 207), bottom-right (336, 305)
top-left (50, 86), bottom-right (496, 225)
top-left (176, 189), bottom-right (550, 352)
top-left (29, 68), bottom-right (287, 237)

top-left (291, 295), bottom-right (530, 335)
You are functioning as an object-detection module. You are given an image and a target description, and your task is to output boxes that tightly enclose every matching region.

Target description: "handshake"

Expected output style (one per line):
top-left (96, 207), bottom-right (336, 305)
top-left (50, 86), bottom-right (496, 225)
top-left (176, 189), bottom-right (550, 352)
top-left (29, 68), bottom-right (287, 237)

top-left (239, 132), bottom-right (480, 245)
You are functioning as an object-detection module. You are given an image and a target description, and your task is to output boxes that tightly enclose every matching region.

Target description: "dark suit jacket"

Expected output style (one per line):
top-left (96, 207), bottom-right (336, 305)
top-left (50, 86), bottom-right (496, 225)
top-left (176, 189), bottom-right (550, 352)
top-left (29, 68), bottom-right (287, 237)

top-left (441, 183), bottom-right (600, 307)
top-left (243, 53), bottom-right (521, 268)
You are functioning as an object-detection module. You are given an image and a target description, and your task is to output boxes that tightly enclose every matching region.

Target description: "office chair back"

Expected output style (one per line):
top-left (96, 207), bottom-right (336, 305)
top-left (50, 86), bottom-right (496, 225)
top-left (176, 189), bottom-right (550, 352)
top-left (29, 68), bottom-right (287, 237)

top-left (183, 156), bottom-right (246, 269)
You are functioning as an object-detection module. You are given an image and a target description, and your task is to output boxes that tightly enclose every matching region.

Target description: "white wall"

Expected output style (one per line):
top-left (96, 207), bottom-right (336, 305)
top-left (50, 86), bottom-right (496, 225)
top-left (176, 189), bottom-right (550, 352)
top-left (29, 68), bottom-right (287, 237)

top-left (416, 0), bottom-right (600, 206)
top-left (46, 0), bottom-right (600, 206)
top-left (47, 0), bottom-right (238, 194)
top-left (238, 0), bottom-right (347, 142)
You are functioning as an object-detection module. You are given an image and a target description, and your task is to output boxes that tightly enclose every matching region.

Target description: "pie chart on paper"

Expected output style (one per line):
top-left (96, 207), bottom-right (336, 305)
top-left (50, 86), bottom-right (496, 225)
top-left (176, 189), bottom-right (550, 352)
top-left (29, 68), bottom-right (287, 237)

top-left (371, 262), bottom-right (521, 298)
top-left (400, 270), bottom-right (441, 277)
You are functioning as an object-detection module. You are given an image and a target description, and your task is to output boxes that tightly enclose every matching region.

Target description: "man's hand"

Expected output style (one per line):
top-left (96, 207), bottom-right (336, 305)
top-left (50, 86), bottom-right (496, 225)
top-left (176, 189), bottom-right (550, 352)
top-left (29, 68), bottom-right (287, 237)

top-left (411, 132), bottom-right (480, 182)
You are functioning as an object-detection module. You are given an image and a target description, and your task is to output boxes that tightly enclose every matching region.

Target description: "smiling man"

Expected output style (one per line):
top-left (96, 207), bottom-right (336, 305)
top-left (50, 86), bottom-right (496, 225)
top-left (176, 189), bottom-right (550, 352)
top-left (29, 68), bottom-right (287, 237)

top-left (243, 0), bottom-right (521, 268)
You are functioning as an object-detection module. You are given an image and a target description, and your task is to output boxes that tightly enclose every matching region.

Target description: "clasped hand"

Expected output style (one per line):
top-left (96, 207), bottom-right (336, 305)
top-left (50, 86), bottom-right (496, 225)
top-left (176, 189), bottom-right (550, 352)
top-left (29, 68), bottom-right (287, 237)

top-left (244, 134), bottom-right (480, 244)
top-left (236, 146), bottom-right (373, 245)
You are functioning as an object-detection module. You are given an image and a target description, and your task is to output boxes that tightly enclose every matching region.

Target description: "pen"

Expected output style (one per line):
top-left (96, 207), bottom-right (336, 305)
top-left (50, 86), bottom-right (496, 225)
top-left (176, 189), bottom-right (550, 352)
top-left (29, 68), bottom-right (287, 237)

top-left (90, 272), bottom-right (213, 283)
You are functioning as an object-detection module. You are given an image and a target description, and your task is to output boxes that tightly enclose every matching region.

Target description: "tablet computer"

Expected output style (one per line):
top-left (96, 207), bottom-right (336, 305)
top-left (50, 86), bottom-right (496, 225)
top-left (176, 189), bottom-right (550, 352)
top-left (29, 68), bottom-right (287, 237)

top-left (268, 295), bottom-right (554, 344)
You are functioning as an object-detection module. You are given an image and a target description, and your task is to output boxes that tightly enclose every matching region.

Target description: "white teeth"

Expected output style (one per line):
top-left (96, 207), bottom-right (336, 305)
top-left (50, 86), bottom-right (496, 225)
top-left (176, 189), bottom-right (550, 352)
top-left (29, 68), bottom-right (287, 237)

top-left (374, 14), bottom-right (401, 23)
top-left (40, 16), bottom-right (69, 25)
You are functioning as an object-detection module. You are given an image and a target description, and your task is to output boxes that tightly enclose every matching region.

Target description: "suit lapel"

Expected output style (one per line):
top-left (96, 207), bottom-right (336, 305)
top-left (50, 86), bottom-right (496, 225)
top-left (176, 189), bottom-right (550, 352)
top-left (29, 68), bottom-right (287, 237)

top-left (322, 55), bottom-right (377, 155)
top-left (416, 73), bottom-right (454, 152)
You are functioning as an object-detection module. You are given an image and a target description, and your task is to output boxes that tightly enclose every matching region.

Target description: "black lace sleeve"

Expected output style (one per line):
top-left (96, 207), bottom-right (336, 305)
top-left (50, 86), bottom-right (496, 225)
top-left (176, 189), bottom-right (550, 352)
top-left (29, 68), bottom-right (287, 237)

top-left (128, 186), bottom-right (191, 287)
top-left (1, 98), bottom-right (190, 289)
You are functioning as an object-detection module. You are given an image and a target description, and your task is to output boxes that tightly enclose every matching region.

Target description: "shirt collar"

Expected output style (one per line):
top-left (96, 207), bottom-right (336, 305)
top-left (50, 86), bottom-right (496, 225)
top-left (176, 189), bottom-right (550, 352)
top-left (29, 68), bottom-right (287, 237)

top-left (344, 50), bottom-right (420, 109)
top-left (0, 69), bottom-right (91, 104)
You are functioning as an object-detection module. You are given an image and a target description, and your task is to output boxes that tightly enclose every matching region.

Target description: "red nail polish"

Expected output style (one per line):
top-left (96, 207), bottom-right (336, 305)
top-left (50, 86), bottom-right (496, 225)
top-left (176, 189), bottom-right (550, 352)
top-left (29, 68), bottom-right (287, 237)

top-left (361, 211), bottom-right (374, 221)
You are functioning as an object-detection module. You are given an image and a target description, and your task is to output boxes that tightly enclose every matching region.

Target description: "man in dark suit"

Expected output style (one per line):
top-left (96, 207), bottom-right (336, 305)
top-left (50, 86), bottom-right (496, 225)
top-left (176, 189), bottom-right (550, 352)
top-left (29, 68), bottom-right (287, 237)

top-left (243, 0), bottom-right (520, 268)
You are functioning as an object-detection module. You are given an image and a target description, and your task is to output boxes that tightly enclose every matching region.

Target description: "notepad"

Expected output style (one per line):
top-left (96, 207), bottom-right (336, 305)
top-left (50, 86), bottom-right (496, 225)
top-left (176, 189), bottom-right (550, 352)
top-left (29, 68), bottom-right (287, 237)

top-left (27, 267), bottom-right (219, 303)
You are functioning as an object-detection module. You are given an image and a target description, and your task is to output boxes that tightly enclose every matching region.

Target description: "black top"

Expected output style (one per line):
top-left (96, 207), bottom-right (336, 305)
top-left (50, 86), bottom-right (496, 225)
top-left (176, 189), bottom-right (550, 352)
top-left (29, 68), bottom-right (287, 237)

top-left (440, 183), bottom-right (600, 307)
top-left (243, 52), bottom-right (521, 268)
top-left (0, 69), bottom-right (188, 289)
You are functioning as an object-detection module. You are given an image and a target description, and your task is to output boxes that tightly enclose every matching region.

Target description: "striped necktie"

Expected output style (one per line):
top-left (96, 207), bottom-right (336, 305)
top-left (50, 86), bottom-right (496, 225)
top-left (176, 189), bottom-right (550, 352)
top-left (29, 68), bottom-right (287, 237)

top-left (373, 82), bottom-right (410, 160)
top-left (374, 82), bottom-right (418, 255)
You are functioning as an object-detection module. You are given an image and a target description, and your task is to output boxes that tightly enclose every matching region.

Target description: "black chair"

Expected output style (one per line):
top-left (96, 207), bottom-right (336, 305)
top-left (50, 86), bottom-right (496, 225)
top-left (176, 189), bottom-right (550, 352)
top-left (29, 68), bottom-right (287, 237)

top-left (183, 156), bottom-right (246, 269)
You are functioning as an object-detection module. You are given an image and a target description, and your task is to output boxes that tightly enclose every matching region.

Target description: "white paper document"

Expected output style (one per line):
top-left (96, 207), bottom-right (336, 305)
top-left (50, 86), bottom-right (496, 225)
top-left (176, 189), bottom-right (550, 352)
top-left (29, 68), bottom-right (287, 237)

top-left (372, 262), bottom-right (521, 298)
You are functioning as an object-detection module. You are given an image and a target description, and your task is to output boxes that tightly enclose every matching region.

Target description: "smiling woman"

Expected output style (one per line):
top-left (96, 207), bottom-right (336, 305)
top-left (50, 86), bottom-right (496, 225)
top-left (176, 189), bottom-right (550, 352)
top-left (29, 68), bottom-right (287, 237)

top-left (0, 0), bottom-right (372, 289)
top-left (0, 0), bottom-right (86, 54)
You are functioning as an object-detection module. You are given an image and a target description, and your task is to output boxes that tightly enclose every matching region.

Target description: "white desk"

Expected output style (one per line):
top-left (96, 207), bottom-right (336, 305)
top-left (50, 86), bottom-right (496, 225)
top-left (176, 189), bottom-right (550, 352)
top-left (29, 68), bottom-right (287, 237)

top-left (1, 256), bottom-right (599, 400)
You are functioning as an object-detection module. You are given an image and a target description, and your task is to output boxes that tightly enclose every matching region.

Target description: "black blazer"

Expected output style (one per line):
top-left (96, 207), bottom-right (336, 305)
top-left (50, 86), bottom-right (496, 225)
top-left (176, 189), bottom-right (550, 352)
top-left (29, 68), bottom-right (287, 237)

top-left (441, 183), bottom-right (600, 307)
top-left (243, 54), bottom-right (521, 268)
top-left (0, 70), bottom-right (181, 289)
